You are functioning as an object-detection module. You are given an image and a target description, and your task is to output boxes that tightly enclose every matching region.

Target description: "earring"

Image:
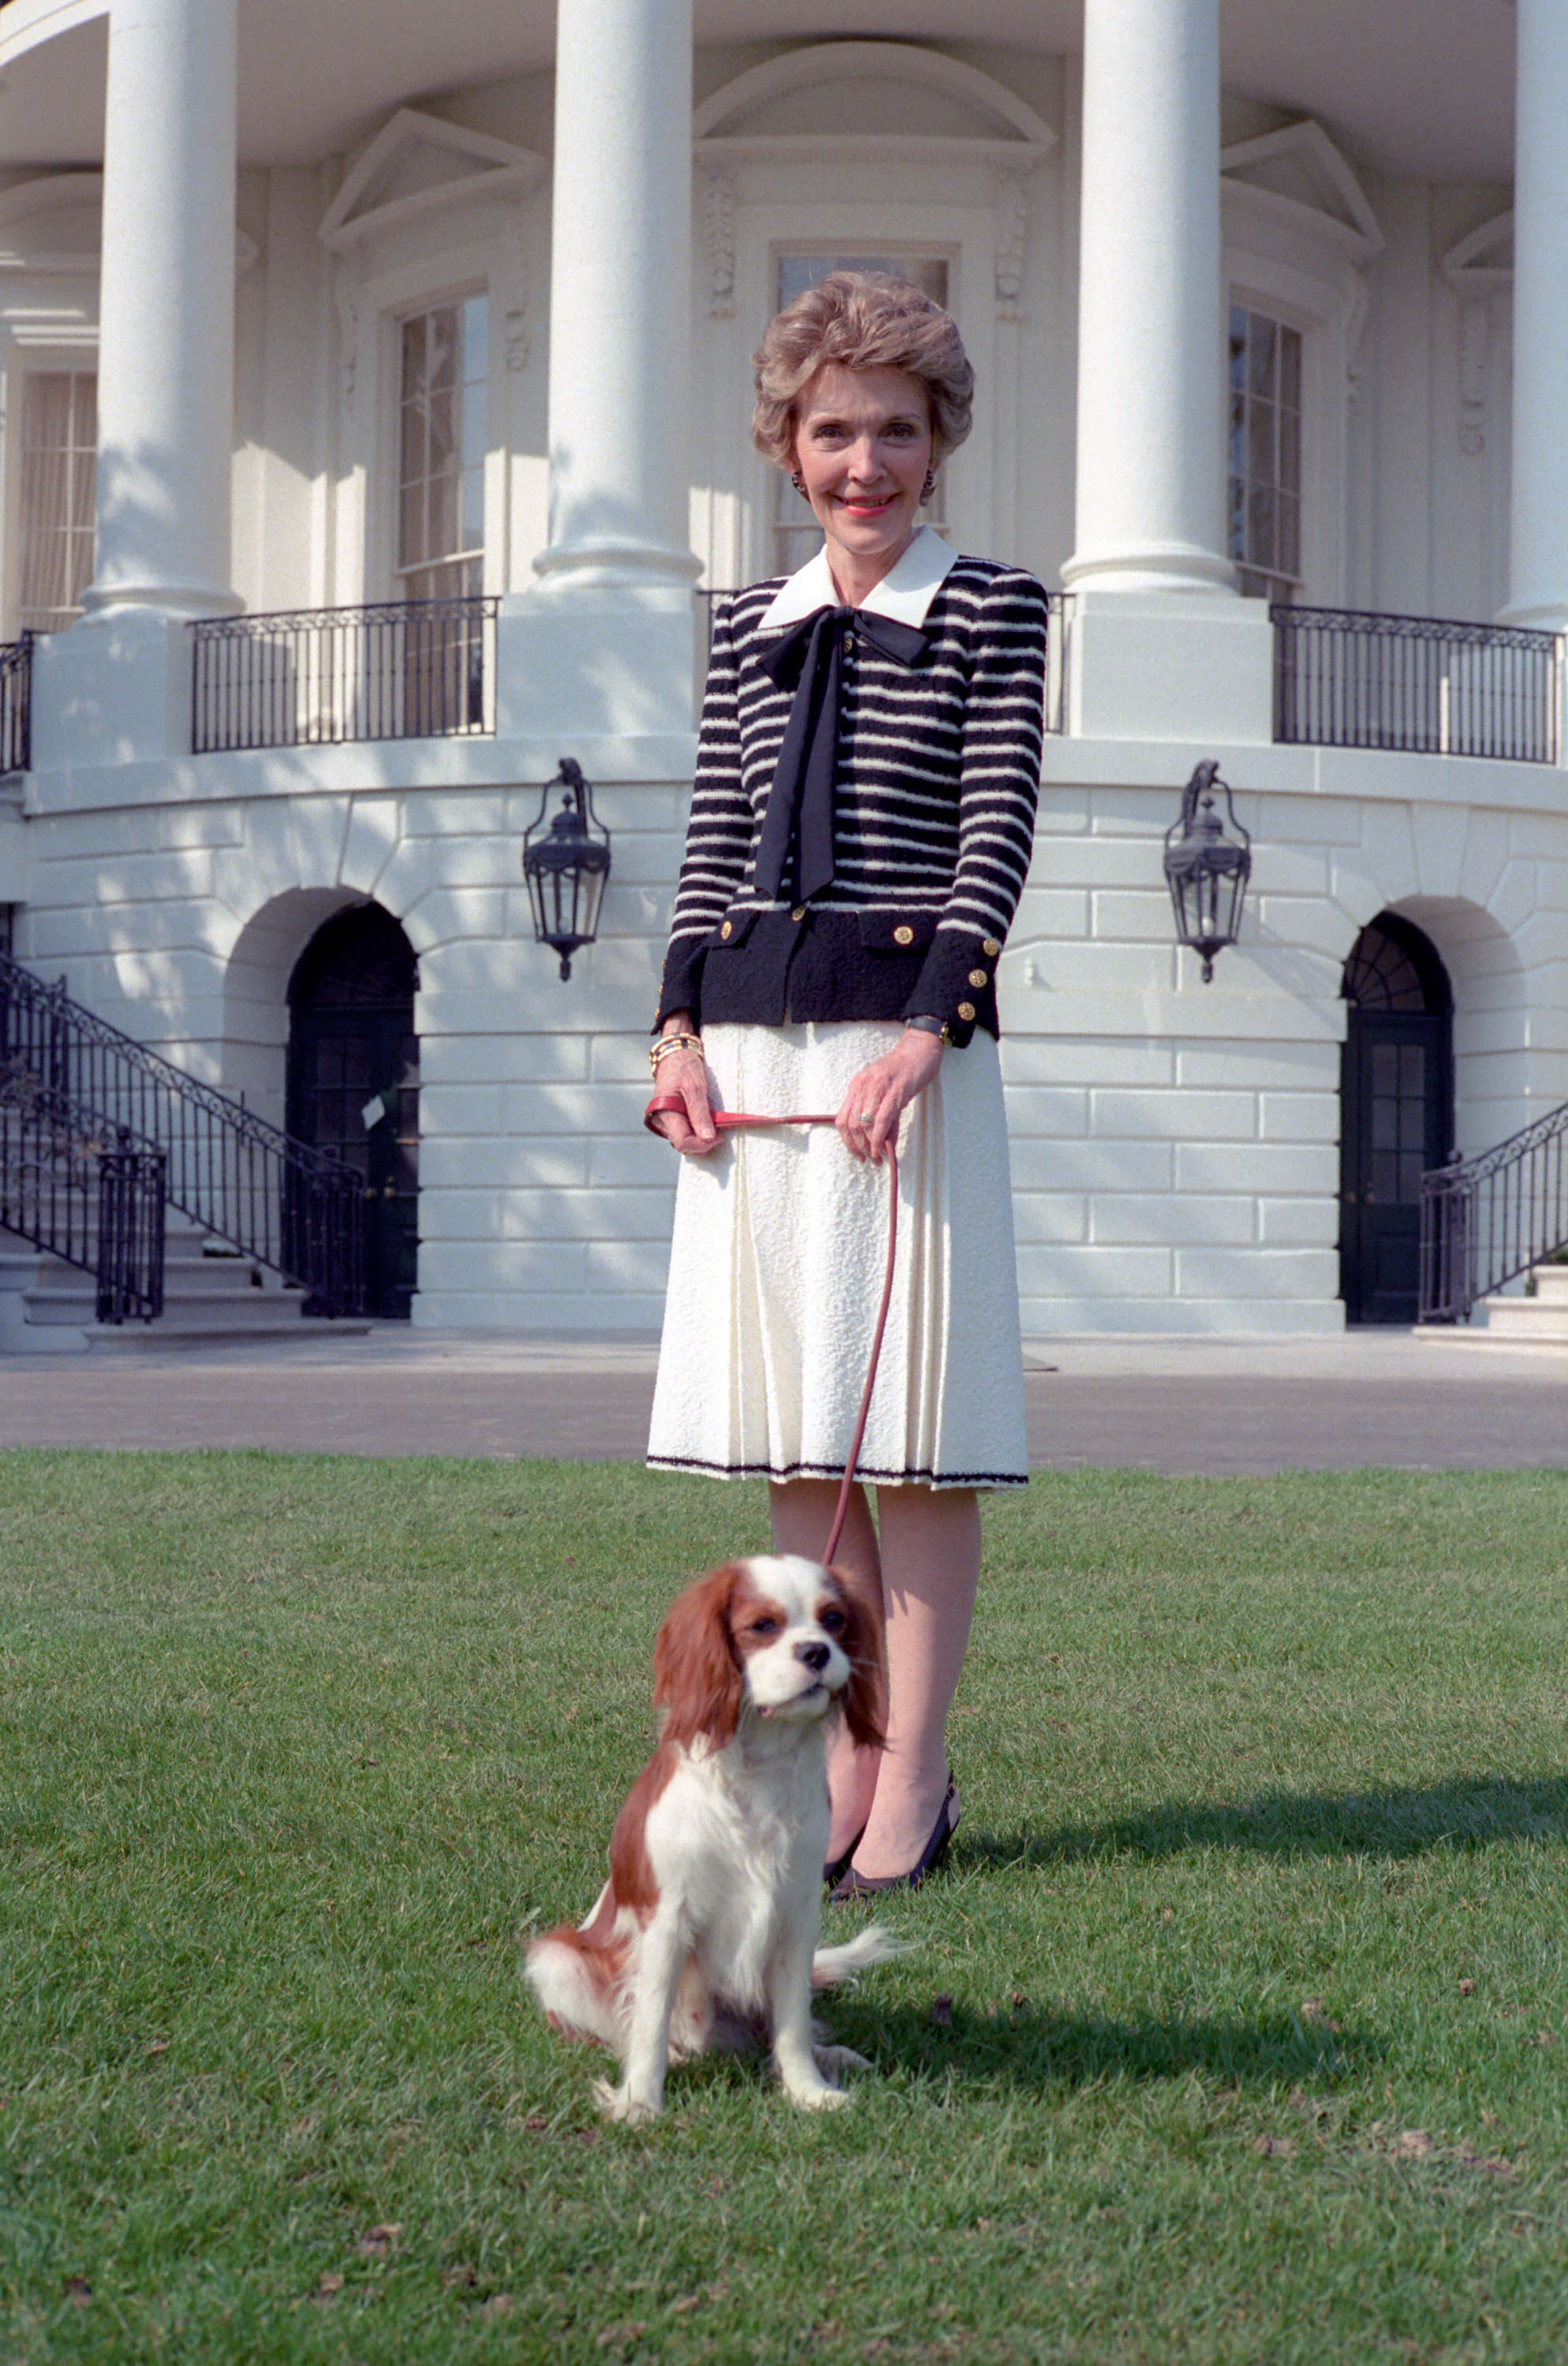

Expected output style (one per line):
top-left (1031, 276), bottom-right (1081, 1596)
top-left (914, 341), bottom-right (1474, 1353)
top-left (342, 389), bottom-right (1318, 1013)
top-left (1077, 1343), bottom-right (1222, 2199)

top-left (791, 471), bottom-right (808, 498)
top-left (921, 468), bottom-right (937, 503)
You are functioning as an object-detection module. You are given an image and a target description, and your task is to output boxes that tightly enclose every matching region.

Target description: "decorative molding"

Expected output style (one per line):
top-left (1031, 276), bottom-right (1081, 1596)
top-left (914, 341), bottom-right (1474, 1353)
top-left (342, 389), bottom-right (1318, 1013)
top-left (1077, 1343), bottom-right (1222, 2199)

top-left (319, 107), bottom-right (545, 254)
top-left (700, 166), bottom-right (737, 319)
top-left (1222, 119), bottom-right (1383, 264)
top-left (1441, 216), bottom-right (1512, 456)
top-left (1440, 211), bottom-right (1513, 296)
top-left (498, 207), bottom-right (529, 372)
top-left (334, 245), bottom-right (364, 420)
top-left (992, 164), bottom-right (1033, 318)
top-left (1343, 263), bottom-right (1372, 413)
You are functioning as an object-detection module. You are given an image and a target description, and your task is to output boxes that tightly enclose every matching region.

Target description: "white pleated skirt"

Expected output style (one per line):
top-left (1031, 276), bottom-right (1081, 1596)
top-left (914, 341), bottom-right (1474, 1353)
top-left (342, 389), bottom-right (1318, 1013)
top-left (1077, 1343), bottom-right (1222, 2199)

top-left (647, 1021), bottom-right (1029, 1490)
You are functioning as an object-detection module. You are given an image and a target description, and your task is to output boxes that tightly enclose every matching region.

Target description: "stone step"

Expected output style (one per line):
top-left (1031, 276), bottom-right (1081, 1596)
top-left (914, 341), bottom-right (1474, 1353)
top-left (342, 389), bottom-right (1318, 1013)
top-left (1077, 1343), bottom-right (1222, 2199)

top-left (1477, 1263), bottom-right (1568, 1342)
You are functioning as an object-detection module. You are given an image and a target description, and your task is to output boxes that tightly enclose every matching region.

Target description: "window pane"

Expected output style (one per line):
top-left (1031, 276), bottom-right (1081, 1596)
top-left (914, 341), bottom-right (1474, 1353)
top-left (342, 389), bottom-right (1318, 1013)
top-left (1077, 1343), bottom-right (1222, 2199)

top-left (16, 370), bottom-right (99, 631)
top-left (1226, 308), bottom-right (1302, 598)
top-left (1248, 317), bottom-right (1276, 398)
top-left (398, 297), bottom-right (487, 586)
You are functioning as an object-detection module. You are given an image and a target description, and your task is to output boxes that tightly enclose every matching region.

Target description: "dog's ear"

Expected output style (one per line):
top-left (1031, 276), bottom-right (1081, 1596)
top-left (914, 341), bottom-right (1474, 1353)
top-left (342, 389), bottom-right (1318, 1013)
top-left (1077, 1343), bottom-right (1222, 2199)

top-left (827, 1563), bottom-right (887, 1753)
top-left (654, 1565), bottom-right (745, 1749)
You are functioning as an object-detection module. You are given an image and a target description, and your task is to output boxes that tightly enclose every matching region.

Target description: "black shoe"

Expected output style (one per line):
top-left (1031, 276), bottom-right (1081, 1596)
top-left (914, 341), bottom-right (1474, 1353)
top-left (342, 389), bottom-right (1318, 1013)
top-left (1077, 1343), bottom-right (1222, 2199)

top-left (828, 1776), bottom-right (957, 1901)
top-left (823, 1825), bottom-right (867, 1889)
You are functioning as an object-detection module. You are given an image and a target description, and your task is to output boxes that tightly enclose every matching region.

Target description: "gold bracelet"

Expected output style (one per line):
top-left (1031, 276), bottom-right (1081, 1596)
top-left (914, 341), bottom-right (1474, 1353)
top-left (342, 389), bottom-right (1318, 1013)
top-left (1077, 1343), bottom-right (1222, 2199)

top-left (649, 1030), bottom-right (703, 1076)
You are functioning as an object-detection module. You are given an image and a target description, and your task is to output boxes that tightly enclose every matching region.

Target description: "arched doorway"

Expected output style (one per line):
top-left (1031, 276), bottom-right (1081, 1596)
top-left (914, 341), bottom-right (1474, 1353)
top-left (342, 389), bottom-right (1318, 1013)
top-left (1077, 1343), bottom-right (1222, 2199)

top-left (1339, 912), bottom-right (1453, 1325)
top-left (287, 905), bottom-right (419, 1319)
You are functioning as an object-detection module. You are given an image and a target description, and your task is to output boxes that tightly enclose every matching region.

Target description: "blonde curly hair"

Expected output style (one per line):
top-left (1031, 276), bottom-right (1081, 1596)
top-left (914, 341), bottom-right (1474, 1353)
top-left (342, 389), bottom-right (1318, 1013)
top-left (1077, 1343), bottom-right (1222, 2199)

top-left (751, 271), bottom-right (974, 472)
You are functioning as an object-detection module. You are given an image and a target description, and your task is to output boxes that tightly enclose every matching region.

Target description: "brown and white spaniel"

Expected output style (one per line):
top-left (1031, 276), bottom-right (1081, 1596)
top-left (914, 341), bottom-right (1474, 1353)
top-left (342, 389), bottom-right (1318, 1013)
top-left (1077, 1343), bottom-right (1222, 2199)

top-left (525, 1554), bottom-right (900, 2122)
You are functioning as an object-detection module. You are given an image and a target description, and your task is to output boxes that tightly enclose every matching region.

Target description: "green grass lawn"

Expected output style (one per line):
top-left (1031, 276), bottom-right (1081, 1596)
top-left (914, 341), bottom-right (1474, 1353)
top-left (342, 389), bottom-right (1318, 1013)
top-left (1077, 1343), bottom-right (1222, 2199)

top-left (2, 1451), bottom-right (1566, 2365)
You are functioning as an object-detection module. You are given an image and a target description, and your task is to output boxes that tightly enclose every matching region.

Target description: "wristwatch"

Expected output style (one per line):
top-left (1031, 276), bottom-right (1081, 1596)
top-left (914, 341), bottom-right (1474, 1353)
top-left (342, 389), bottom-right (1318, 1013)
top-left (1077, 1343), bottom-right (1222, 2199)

top-left (904, 1013), bottom-right (947, 1042)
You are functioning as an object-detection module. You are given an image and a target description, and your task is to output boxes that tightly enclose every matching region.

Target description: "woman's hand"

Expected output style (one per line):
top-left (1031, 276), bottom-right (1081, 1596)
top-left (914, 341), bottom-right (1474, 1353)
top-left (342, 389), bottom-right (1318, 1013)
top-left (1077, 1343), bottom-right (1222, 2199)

top-left (837, 1024), bottom-right (943, 1165)
top-left (649, 1017), bottom-right (719, 1155)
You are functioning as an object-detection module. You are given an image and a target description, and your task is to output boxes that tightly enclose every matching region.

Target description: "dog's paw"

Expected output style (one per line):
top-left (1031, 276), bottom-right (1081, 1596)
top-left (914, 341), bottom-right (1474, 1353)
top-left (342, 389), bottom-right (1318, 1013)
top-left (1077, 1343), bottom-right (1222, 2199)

top-left (786, 2078), bottom-right (852, 2111)
top-left (592, 2077), bottom-right (662, 2126)
top-left (813, 2041), bottom-right (872, 2076)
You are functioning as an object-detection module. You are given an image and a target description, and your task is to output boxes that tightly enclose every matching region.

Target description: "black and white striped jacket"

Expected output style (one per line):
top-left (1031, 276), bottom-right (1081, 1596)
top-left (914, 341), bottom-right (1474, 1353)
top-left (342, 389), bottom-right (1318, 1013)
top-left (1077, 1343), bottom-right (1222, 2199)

top-left (655, 532), bottom-right (1048, 1047)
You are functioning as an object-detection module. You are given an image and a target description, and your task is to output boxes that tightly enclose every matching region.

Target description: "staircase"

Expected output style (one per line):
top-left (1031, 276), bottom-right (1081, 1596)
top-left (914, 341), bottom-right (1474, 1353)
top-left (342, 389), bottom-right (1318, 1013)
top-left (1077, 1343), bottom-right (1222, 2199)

top-left (1, 950), bottom-right (364, 1345)
top-left (0, 1215), bottom-right (334, 1351)
top-left (1473, 1263), bottom-right (1568, 1346)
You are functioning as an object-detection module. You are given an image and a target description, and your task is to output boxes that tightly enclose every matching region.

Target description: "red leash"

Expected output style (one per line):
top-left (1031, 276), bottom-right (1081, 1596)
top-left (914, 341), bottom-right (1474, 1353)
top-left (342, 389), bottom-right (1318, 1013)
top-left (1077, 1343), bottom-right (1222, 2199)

top-left (645, 1097), bottom-right (898, 1565)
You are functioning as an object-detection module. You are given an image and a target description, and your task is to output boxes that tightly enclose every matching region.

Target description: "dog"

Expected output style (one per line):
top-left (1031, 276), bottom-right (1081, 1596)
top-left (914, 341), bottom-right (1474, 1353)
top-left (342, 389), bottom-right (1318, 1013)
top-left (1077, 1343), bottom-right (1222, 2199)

top-left (525, 1554), bottom-right (902, 2122)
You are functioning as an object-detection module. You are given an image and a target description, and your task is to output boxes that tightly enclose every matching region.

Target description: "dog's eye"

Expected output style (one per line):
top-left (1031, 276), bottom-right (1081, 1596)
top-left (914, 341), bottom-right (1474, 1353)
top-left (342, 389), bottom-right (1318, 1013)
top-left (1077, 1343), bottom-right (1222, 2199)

top-left (749, 1615), bottom-right (781, 1637)
top-left (819, 1608), bottom-right (846, 1633)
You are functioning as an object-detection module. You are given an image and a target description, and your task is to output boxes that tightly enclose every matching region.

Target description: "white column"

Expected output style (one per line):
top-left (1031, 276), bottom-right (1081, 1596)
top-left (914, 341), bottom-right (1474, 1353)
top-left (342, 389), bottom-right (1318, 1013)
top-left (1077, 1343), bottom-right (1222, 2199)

top-left (1500, 0), bottom-right (1568, 629)
top-left (533, 0), bottom-right (699, 594)
top-left (1062, 0), bottom-right (1232, 596)
top-left (80, 0), bottom-right (240, 620)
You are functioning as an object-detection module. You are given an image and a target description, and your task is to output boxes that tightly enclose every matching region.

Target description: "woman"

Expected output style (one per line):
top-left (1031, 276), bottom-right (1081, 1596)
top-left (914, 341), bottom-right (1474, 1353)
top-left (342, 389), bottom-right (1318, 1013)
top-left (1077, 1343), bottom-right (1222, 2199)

top-left (645, 273), bottom-right (1047, 1894)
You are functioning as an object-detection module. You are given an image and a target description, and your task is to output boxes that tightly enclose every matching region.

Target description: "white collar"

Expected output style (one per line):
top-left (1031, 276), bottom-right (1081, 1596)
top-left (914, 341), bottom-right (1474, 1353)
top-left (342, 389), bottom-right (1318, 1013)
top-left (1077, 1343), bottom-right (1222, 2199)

top-left (759, 524), bottom-right (957, 631)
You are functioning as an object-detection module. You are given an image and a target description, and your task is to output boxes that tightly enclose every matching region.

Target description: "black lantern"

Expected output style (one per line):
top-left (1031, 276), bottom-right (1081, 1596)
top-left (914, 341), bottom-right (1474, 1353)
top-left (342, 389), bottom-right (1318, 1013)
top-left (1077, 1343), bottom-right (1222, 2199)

top-left (1163, 759), bottom-right (1253, 983)
top-left (522, 757), bottom-right (611, 981)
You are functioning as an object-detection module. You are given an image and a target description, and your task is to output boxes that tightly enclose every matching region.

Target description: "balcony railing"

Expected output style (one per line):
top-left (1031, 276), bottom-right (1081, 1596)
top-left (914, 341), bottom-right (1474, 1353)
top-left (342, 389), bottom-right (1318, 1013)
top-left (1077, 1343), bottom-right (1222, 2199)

top-left (191, 595), bottom-right (498, 755)
top-left (695, 585), bottom-right (1071, 733)
top-left (1273, 605), bottom-right (1563, 764)
top-left (0, 633), bottom-right (32, 774)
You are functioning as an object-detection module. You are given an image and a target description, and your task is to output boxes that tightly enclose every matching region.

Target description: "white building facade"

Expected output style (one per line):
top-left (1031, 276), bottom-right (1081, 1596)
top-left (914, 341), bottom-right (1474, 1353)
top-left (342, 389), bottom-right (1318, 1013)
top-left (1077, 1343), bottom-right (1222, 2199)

top-left (0, 0), bottom-right (1563, 1337)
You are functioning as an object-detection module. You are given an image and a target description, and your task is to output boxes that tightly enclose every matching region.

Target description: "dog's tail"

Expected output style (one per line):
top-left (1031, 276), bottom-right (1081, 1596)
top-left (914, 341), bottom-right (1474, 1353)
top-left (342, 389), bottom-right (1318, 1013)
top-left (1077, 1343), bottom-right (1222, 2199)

top-left (809, 1924), bottom-right (908, 1988)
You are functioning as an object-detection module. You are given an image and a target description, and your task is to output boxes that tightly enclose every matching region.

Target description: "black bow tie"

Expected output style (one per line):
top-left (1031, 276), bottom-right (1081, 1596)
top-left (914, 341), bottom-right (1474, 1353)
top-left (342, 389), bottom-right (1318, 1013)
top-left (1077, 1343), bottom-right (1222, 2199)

top-left (752, 605), bottom-right (928, 902)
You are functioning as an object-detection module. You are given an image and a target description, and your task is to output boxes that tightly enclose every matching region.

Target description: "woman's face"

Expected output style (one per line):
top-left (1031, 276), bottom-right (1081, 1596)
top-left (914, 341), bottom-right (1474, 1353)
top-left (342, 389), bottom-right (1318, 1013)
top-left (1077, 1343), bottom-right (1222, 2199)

top-left (790, 363), bottom-right (935, 592)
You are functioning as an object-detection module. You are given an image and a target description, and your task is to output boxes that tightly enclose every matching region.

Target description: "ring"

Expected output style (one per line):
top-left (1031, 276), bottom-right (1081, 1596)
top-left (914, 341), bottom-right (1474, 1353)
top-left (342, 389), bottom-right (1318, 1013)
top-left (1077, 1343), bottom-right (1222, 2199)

top-left (858, 1111), bottom-right (875, 1124)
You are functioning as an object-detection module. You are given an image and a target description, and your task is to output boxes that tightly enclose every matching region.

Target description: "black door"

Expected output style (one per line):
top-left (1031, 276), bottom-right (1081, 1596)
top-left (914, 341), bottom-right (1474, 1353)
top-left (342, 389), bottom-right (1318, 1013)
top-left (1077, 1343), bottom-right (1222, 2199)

top-left (1339, 916), bottom-right (1452, 1326)
top-left (287, 906), bottom-right (419, 1319)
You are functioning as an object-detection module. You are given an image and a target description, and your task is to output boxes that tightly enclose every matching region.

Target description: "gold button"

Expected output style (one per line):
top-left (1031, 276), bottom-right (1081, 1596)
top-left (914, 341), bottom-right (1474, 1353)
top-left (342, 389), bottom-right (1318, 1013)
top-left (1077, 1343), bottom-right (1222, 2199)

top-left (720, 920), bottom-right (733, 939)
top-left (983, 938), bottom-right (1001, 957)
top-left (969, 968), bottom-right (988, 988)
top-left (957, 1001), bottom-right (976, 1023)
top-left (893, 924), bottom-right (914, 946)
top-left (842, 629), bottom-right (855, 653)
top-left (790, 905), bottom-right (806, 924)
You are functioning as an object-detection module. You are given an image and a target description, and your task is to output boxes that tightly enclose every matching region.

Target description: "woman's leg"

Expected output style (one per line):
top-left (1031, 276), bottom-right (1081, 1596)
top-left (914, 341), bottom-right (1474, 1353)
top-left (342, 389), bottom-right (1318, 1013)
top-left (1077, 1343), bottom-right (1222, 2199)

top-left (849, 1485), bottom-right (981, 1879)
top-left (769, 1476), bottom-right (884, 1860)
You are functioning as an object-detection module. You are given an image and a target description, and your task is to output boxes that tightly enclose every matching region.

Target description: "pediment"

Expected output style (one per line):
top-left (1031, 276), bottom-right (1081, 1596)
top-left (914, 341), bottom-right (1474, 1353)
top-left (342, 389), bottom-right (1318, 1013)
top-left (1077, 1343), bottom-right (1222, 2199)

top-left (1223, 120), bottom-right (1382, 263)
top-left (0, 171), bottom-right (257, 276)
top-left (695, 43), bottom-right (1055, 159)
top-left (1442, 211), bottom-right (1513, 293)
top-left (0, 174), bottom-right (103, 274)
top-left (321, 108), bottom-right (545, 252)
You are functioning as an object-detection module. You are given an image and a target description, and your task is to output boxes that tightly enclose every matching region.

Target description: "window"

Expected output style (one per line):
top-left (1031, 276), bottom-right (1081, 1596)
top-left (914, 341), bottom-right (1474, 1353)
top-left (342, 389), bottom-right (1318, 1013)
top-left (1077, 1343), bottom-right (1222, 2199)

top-left (772, 253), bottom-right (951, 577)
top-left (13, 370), bottom-right (97, 633)
top-left (396, 295), bottom-right (487, 603)
top-left (394, 296), bottom-right (487, 730)
top-left (1227, 306), bottom-right (1301, 602)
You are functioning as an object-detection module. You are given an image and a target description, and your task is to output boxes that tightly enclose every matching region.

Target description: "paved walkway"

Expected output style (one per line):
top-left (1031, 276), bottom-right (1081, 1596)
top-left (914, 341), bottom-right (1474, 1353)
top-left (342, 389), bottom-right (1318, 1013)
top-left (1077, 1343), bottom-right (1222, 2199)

top-left (2, 1323), bottom-right (1566, 1474)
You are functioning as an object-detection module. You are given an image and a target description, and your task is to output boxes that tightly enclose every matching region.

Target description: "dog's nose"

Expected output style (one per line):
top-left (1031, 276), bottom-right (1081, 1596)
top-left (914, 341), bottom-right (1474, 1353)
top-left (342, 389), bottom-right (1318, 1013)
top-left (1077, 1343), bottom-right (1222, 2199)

top-left (795, 1640), bottom-right (831, 1671)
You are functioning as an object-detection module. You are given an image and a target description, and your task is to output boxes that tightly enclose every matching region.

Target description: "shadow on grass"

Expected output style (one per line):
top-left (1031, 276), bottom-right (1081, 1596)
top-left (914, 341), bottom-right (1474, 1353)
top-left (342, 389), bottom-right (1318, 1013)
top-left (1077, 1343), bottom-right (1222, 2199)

top-left (968, 1771), bottom-right (1568, 1872)
top-left (818, 1996), bottom-right (1370, 2097)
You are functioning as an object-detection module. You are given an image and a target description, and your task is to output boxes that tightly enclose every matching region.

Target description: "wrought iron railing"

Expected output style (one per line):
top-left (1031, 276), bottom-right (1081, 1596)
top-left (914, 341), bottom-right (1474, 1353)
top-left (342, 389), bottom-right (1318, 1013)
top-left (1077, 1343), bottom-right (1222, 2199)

top-left (695, 585), bottom-right (1072, 733)
top-left (1274, 606), bottom-right (1563, 764)
top-left (1420, 1100), bottom-right (1568, 1322)
top-left (0, 1070), bottom-right (166, 1323)
top-left (190, 595), bottom-right (498, 754)
top-left (0, 952), bottom-right (362, 1315)
top-left (0, 633), bottom-right (32, 774)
